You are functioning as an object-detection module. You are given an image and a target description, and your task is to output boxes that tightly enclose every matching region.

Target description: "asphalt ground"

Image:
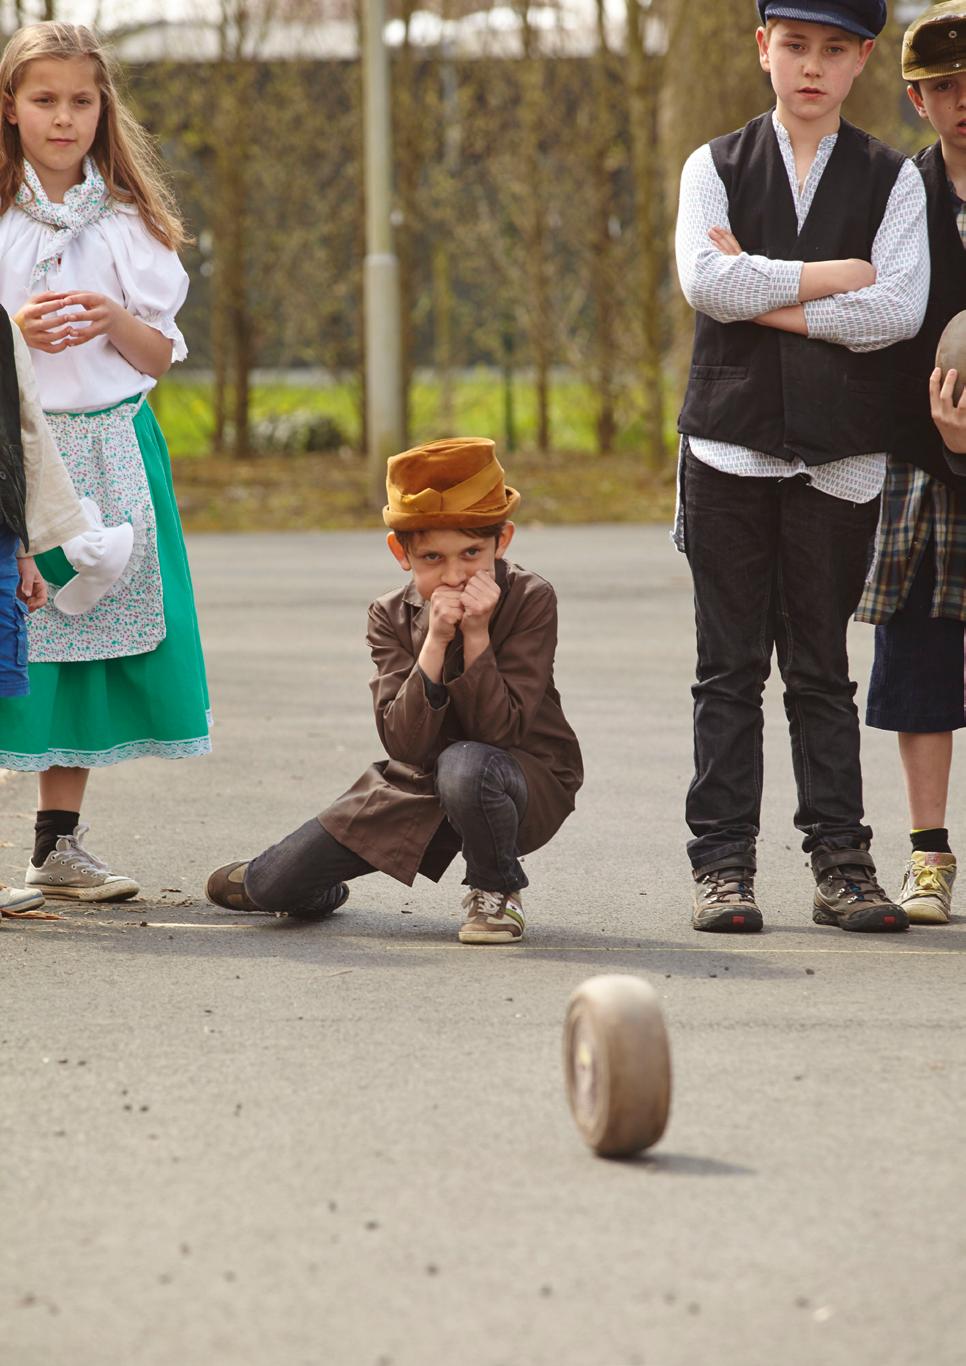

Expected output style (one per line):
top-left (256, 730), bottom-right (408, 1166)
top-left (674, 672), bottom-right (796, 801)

top-left (2, 526), bottom-right (964, 1366)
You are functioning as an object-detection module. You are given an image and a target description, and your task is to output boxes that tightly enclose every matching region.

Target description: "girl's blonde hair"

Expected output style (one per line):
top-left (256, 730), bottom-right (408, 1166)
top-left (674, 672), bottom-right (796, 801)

top-left (0, 22), bottom-right (187, 251)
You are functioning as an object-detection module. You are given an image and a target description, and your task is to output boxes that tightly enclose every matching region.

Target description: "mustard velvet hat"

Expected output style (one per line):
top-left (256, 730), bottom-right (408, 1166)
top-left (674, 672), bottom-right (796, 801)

top-left (902, 2), bottom-right (966, 81)
top-left (383, 438), bottom-right (520, 531)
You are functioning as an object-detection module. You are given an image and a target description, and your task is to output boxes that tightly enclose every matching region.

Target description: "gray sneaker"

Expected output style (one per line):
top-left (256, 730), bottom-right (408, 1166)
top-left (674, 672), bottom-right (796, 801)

top-left (811, 848), bottom-right (908, 932)
top-left (691, 865), bottom-right (763, 932)
top-left (24, 824), bottom-right (139, 902)
top-left (0, 883), bottom-right (47, 918)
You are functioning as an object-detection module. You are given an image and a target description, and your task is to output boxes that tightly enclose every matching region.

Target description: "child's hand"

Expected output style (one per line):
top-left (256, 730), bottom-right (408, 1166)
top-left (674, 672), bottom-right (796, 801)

top-left (14, 292), bottom-right (74, 353)
top-left (427, 586), bottom-right (464, 643)
top-left (930, 366), bottom-right (966, 453)
top-left (459, 571), bottom-right (500, 635)
top-left (16, 556), bottom-right (46, 611)
top-left (58, 292), bottom-right (123, 345)
top-left (708, 226), bottom-right (742, 256)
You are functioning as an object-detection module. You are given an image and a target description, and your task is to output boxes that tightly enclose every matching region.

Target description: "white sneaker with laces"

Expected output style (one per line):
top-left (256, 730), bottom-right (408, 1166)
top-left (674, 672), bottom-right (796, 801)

top-left (24, 823), bottom-right (140, 902)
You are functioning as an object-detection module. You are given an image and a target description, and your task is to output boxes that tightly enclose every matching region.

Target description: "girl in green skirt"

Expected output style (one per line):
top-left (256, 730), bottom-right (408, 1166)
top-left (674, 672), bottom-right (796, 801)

top-left (0, 22), bottom-right (210, 899)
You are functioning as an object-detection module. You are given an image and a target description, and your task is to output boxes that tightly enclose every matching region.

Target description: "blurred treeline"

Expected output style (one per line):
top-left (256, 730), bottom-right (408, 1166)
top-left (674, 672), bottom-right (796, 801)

top-left (4, 1), bottom-right (927, 463)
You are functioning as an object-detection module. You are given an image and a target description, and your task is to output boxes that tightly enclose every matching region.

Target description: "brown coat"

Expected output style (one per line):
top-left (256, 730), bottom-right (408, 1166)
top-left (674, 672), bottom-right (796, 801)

top-left (320, 558), bottom-right (583, 884)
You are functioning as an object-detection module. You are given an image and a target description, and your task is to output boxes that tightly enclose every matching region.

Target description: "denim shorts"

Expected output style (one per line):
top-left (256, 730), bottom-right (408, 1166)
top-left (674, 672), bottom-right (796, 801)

top-left (0, 526), bottom-right (29, 698)
top-left (866, 539), bottom-right (965, 733)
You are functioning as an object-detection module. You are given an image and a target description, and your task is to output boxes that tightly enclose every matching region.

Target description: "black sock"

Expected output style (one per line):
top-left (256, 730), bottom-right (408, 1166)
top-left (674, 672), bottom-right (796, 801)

top-left (910, 827), bottom-right (952, 854)
top-left (33, 810), bottom-right (80, 867)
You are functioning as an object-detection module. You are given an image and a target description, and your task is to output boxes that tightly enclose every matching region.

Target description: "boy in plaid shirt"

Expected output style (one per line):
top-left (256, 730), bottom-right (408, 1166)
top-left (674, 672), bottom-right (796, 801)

top-left (858, 2), bottom-right (966, 925)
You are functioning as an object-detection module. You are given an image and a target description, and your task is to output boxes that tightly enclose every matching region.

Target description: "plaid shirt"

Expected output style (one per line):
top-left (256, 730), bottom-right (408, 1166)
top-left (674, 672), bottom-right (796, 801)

top-left (856, 180), bottom-right (966, 625)
top-left (856, 465), bottom-right (966, 622)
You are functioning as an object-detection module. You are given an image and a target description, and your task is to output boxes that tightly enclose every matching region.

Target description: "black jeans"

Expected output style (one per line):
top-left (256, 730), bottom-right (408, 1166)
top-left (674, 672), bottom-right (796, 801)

top-left (245, 741), bottom-right (529, 915)
top-left (683, 445), bottom-right (879, 873)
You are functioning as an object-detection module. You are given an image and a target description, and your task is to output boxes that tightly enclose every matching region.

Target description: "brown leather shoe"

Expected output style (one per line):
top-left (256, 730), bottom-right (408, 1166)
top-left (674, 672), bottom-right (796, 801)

top-left (205, 861), bottom-right (264, 913)
top-left (691, 865), bottom-right (763, 932)
top-left (811, 848), bottom-right (908, 932)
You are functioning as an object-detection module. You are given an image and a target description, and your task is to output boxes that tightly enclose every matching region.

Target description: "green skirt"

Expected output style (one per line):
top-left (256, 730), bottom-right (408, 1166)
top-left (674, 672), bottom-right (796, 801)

top-left (0, 398), bottom-right (211, 770)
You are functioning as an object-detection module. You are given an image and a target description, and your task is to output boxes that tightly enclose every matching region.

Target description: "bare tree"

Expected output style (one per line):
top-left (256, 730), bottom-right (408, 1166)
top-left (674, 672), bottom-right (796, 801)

top-left (586, 0), bottom-right (619, 453)
top-left (514, 1), bottom-right (553, 451)
top-left (626, 0), bottom-right (666, 468)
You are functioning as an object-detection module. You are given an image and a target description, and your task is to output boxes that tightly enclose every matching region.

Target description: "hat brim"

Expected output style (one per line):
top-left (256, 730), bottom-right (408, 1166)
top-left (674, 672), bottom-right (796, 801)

top-left (903, 57), bottom-right (966, 80)
top-left (763, 5), bottom-right (880, 39)
top-left (383, 486), bottom-right (520, 531)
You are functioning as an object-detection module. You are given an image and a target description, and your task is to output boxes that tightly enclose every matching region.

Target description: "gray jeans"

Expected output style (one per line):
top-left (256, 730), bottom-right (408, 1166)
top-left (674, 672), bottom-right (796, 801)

top-left (245, 741), bottom-right (529, 915)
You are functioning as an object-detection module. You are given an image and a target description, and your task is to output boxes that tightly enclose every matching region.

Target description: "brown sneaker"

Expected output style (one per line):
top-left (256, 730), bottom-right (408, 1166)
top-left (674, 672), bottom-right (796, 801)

top-left (811, 849), bottom-right (908, 932)
top-left (691, 865), bottom-right (763, 932)
top-left (897, 851), bottom-right (956, 924)
top-left (205, 862), bottom-right (349, 918)
top-left (458, 888), bottom-right (524, 944)
top-left (205, 861), bottom-right (265, 913)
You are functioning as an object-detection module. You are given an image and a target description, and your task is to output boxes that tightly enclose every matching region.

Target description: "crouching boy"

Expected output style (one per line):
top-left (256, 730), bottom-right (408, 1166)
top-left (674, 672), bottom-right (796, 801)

top-left (205, 438), bottom-right (583, 944)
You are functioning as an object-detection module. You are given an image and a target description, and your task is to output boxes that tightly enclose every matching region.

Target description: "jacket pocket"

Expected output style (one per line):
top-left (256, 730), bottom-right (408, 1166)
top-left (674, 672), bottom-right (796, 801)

top-left (689, 364), bottom-right (749, 383)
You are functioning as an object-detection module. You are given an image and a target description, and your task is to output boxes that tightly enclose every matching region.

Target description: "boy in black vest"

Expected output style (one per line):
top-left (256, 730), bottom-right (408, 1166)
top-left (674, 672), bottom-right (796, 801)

top-left (674, 0), bottom-right (928, 932)
top-left (858, 2), bottom-right (966, 926)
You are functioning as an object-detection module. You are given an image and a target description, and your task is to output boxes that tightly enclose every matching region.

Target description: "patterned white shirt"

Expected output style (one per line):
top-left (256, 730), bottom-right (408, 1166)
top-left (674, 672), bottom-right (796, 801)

top-left (672, 110), bottom-right (929, 548)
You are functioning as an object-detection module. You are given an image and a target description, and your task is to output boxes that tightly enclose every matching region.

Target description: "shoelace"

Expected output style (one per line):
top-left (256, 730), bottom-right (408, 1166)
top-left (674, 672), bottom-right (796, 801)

top-left (461, 889), bottom-right (506, 917)
top-left (909, 865), bottom-right (952, 895)
top-left (825, 866), bottom-right (888, 905)
top-left (700, 872), bottom-right (754, 905)
top-left (52, 828), bottom-right (109, 873)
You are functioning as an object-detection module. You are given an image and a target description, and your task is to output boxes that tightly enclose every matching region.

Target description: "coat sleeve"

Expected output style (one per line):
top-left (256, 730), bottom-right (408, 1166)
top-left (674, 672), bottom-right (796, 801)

top-left (14, 323), bottom-right (89, 555)
top-left (445, 580), bottom-right (557, 749)
top-left (368, 599), bottom-right (450, 768)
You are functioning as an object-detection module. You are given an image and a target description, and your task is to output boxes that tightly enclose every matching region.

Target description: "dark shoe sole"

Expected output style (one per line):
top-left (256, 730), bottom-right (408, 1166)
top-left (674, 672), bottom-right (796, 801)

top-left (287, 883), bottom-right (350, 920)
top-left (692, 907), bottom-right (764, 933)
top-left (812, 901), bottom-right (909, 932)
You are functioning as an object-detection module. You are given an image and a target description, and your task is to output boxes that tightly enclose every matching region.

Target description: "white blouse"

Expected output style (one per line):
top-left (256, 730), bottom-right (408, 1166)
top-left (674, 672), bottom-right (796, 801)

top-left (0, 204), bottom-right (188, 414)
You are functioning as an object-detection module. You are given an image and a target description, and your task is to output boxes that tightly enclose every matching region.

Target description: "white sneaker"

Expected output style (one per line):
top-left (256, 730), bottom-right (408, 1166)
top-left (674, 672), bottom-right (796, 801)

top-left (24, 823), bottom-right (139, 902)
top-left (0, 883), bottom-right (47, 918)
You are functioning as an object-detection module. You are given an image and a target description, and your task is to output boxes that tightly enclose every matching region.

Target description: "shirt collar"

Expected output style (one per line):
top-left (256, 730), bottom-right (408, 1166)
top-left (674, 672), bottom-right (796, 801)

top-left (771, 107), bottom-right (839, 154)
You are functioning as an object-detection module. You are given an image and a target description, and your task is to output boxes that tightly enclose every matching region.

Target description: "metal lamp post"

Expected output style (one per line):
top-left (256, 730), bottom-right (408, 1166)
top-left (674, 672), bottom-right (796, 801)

top-left (362, 0), bottom-right (404, 506)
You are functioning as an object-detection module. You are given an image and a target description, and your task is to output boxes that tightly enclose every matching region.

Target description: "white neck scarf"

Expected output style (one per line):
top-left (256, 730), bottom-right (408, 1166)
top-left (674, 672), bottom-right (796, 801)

top-left (16, 157), bottom-right (115, 289)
